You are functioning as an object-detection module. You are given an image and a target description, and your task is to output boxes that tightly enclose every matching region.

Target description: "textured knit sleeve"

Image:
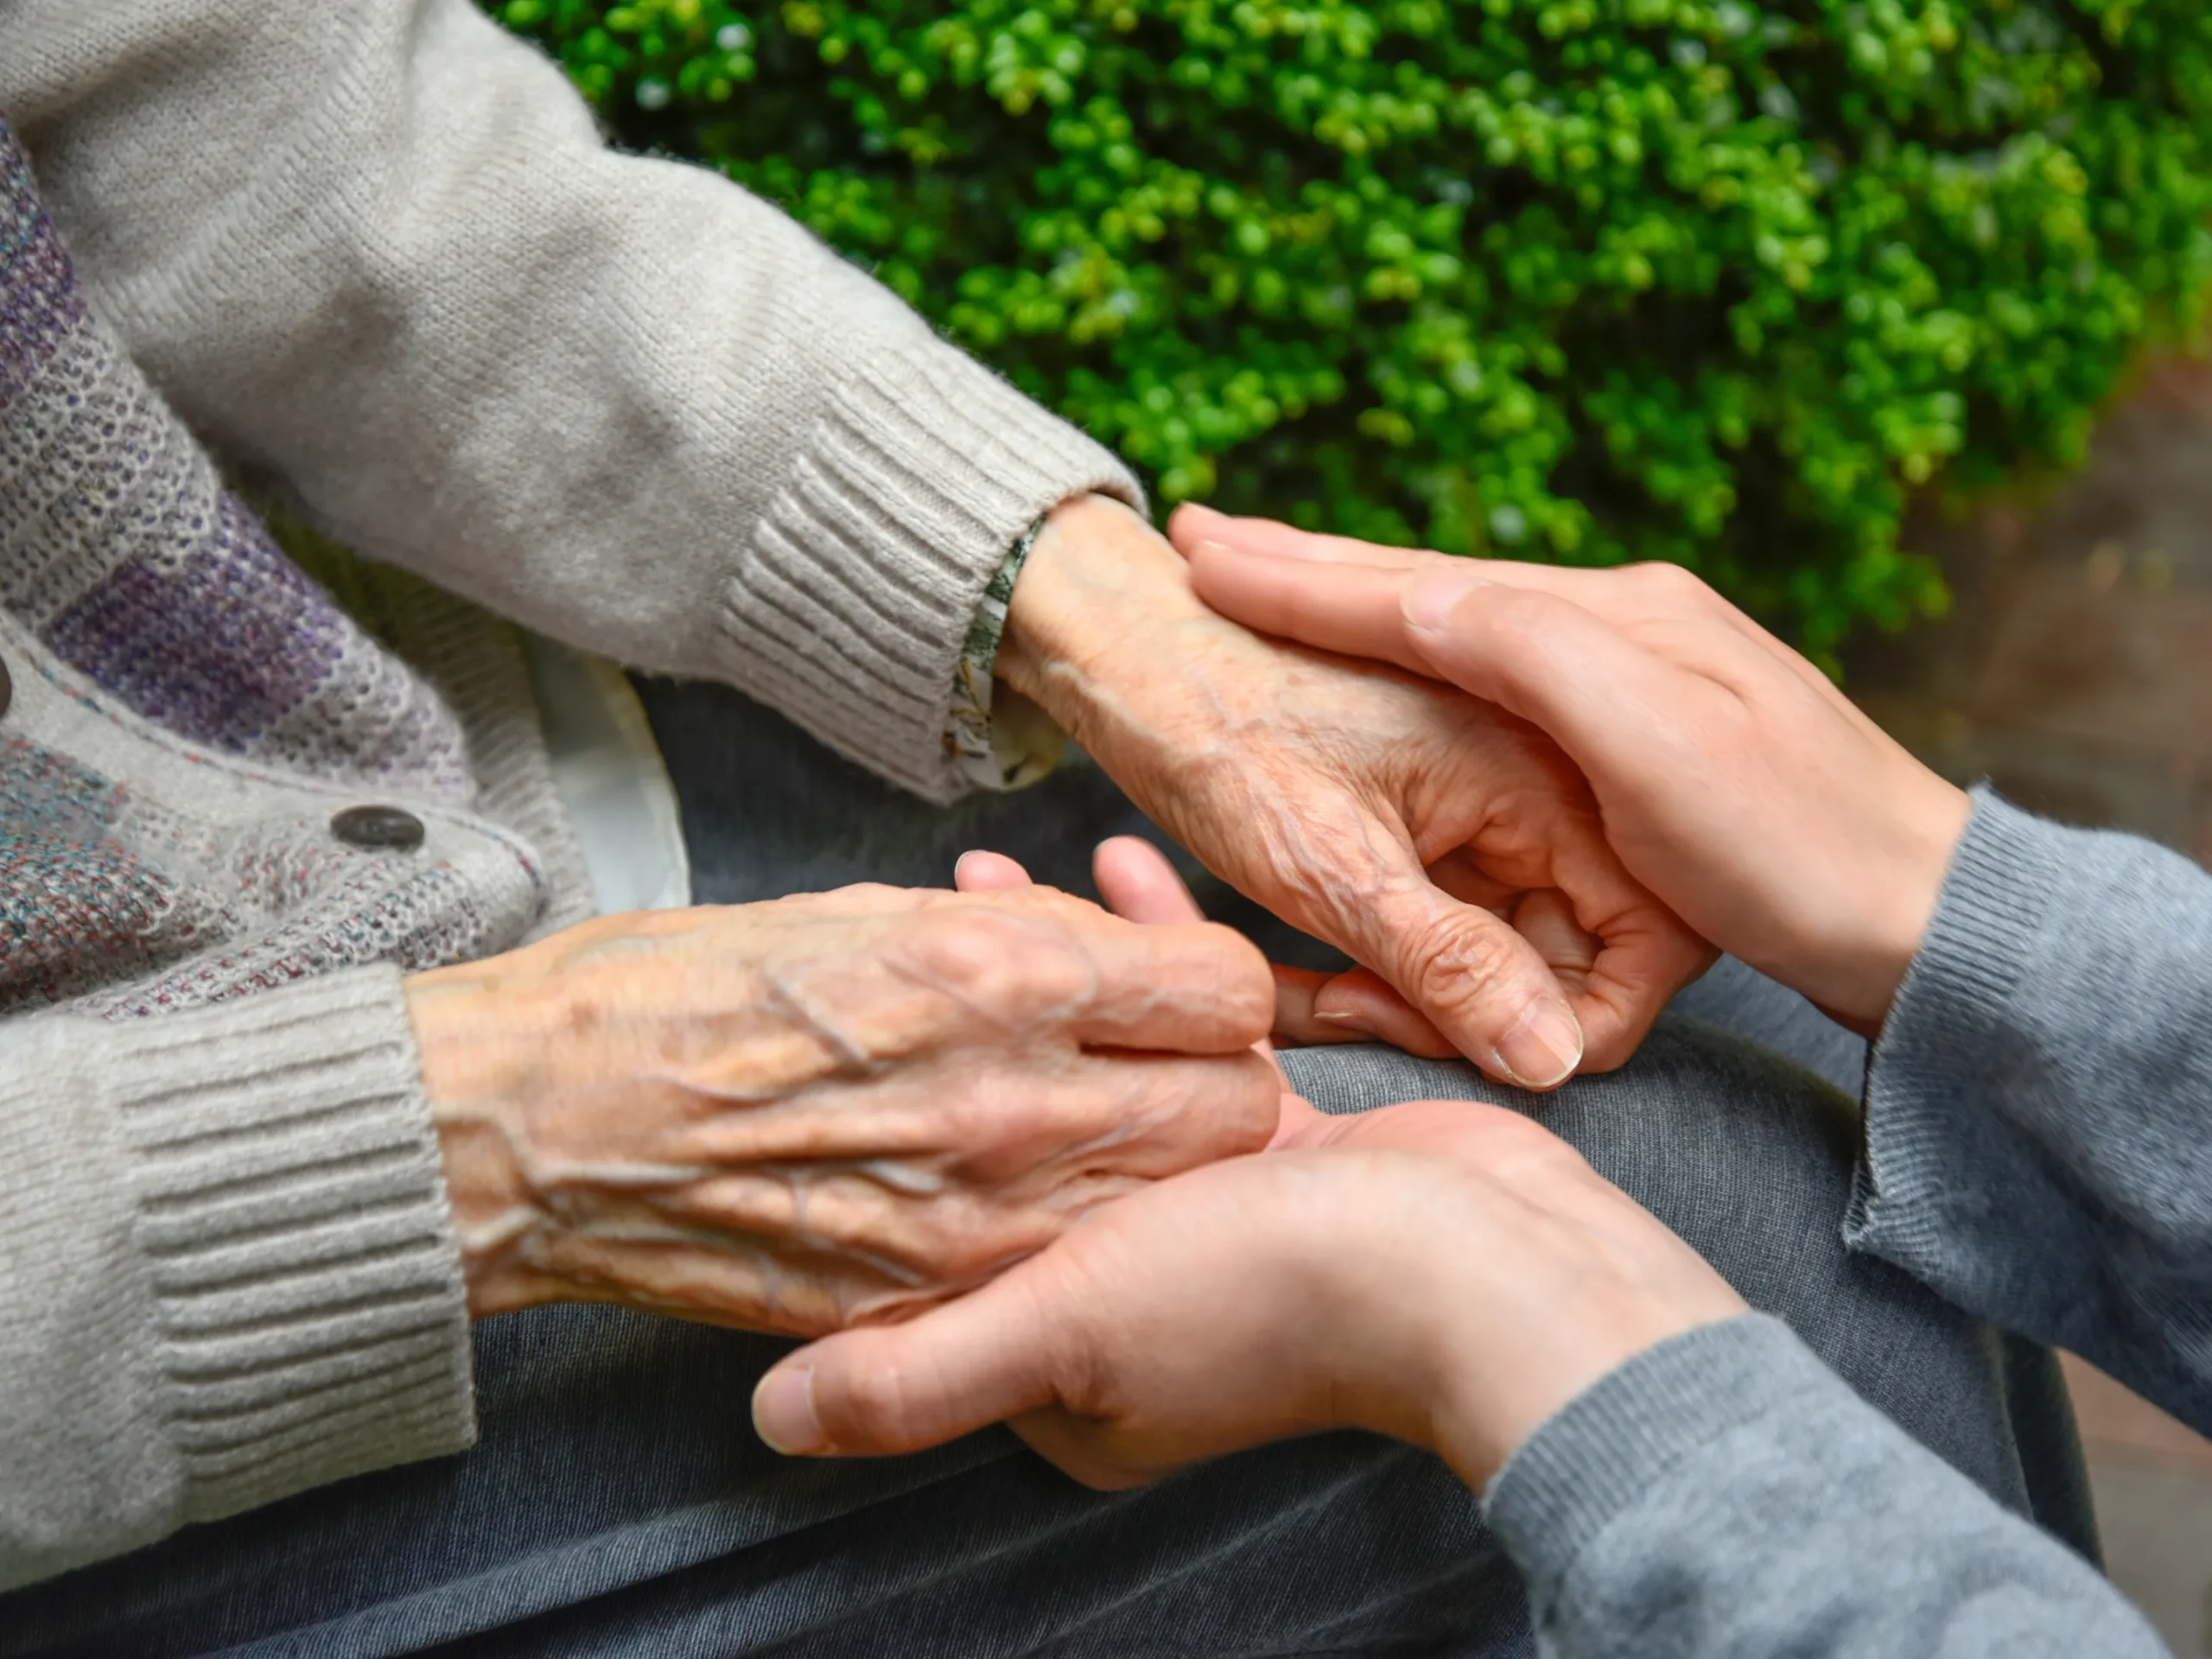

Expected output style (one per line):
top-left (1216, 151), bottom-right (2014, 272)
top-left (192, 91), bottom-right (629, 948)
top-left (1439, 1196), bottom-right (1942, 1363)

top-left (0, 969), bottom-right (475, 1590)
top-left (0, 0), bottom-right (1140, 804)
top-left (1484, 1314), bottom-right (2164, 1659)
top-left (1848, 787), bottom-right (2212, 1436)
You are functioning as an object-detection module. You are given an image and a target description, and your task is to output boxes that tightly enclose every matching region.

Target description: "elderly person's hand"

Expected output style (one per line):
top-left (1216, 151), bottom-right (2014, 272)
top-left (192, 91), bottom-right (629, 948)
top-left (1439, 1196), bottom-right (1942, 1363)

top-left (850, 838), bottom-right (1733, 1491)
top-left (1174, 508), bottom-right (1971, 1033)
top-left (747, 1093), bottom-right (1745, 1490)
top-left (1007, 497), bottom-right (1711, 1088)
top-left (404, 885), bottom-right (1280, 1334)
top-left (955, 833), bottom-right (1335, 1147)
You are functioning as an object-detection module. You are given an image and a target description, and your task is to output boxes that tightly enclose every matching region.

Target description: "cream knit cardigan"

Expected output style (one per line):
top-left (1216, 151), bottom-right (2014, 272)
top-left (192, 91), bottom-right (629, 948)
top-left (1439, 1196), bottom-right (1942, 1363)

top-left (0, 0), bottom-right (1137, 1588)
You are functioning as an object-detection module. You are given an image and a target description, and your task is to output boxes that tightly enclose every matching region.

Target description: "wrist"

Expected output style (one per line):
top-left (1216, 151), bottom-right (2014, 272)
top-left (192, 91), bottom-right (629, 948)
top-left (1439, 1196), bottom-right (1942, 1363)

top-left (1278, 1159), bottom-right (1688, 1485)
top-left (1873, 774), bottom-right (1974, 1020)
top-left (1388, 1173), bottom-right (1750, 1489)
top-left (405, 964), bottom-right (559, 1319)
top-left (1424, 1294), bottom-right (1738, 1491)
top-left (1000, 494), bottom-right (1210, 725)
top-left (1802, 771), bottom-right (1973, 1036)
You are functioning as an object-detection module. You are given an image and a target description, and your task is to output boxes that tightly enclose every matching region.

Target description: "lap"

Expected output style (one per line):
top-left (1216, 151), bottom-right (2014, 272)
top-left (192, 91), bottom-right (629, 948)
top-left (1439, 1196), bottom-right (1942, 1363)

top-left (0, 694), bottom-right (2079, 1656)
top-left (0, 1267), bottom-right (1512, 1659)
top-left (1285, 1037), bottom-right (2052, 1520)
top-left (2, 1025), bottom-right (2063, 1659)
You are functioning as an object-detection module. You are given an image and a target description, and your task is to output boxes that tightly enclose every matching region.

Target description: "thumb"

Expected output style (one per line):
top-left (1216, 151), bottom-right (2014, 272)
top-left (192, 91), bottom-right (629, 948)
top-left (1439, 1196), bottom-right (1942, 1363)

top-left (1357, 872), bottom-right (1586, 1091)
top-left (753, 1266), bottom-right (1065, 1458)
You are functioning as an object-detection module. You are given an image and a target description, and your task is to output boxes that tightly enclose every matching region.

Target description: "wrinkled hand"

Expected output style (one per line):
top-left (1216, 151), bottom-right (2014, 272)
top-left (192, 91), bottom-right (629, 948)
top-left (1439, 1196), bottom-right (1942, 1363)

top-left (749, 1095), bottom-right (1745, 1491)
top-left (954, 834), bottom-right (1332, 1147)
top-left (785, 836), bottom-right (1737, 1494)
top-left (1002, 496), bottom-right (1711, 1088)
top-left (1177, 508), bottom-right (1971, 1032)
top-left (404, 885), bottom-right (1280, 1334)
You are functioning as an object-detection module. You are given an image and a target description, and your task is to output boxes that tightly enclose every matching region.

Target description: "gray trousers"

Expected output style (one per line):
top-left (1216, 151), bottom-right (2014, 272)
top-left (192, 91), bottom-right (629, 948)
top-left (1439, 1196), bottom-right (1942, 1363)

top-left (0, 683), bottom-right (2093, 1658)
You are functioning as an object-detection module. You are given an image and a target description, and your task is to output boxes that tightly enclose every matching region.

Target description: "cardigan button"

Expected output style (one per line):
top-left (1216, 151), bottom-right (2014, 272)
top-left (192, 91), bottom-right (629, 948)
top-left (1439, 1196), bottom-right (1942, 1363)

top-left (330, 804), bottom-right (425, 852)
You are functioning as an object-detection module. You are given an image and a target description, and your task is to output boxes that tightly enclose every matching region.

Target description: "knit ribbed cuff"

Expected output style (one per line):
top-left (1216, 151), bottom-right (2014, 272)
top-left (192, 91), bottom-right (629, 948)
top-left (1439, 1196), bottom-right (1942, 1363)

top-left (719, 333), bottom-right (1143, 804)
top-left (1483, 1313), bottom-right (1829, 1620)
top-left (106, 967), bottom-right (475, 1524)
top-left (1847, 787), bottom-right (2065, 1268)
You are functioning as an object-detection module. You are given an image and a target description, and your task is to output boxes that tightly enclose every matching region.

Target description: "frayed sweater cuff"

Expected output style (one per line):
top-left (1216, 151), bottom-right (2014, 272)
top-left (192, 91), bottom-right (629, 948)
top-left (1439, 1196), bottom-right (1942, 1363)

top-left (718, 333), bottom-right (1141, 804)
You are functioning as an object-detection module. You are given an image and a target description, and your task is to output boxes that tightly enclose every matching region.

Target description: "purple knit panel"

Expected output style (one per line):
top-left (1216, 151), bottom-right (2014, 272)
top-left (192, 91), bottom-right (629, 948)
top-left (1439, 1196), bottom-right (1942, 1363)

top-left (1, 116), bottom-right (468, 785)
top-left (42, 493), bottom-right (353, 753)
top-left (3, 112), bottom-right (354, 753)
top-left (0, 119), bottom-right (83, 414)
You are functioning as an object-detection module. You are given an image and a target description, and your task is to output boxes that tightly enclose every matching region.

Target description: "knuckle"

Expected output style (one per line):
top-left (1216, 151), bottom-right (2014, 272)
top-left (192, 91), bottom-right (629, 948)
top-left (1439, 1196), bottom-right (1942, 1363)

top-left (906, 913), bottom-right (1006, 988)
top-left (1625, 561), bottom-right (1715, 612)
top-left (1195, 927), bottom-right (1276, 1044)
top-left (1398, 905), bottom-right (1529, 1022)
top-left (918, 1213), bottom-right (1038, 1287)
top-left (1458, 1109), bottom-right (1592, 1184)
top-left (904, 910), bottom-right (1090, 1020)
top-left (938, 1068), bottom-right (1052, 1169)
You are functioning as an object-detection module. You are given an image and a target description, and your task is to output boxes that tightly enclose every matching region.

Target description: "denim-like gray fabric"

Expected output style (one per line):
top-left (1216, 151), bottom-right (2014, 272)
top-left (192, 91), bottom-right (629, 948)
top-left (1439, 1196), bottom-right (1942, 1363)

top-left (1668, 951), bottom-right (1867, 1097)
top-left (0, 710), bottom-right (2084, 1657)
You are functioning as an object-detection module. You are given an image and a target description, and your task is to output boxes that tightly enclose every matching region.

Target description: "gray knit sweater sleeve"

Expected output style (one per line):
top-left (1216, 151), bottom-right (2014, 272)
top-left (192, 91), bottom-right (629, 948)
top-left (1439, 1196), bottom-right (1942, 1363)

top-left (0, 0), bottom-right (1139, 804)
top-left (0, 969), bottom-right (474, 1592)
top-left (1848, 787), bottom-right (2212, 1428)
top-left (1483, 788), bottom-right (2212, 1656)
top-left (1484, 1315), bottom-right (2165, 1658)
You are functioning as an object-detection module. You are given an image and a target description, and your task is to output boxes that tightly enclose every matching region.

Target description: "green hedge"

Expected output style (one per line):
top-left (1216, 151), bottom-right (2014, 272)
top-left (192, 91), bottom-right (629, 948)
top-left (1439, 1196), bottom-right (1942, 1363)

top-left (493, 0), bottom-right (2212, 656)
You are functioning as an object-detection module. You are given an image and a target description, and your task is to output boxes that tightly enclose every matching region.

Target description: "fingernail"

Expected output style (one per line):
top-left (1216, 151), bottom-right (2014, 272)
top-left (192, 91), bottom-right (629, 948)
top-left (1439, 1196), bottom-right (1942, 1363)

top-left (1493, 999), bottom-right (1585, 1090)
top-left (753, 1364), bottom-right (826, 1455)
top-left (1403, 566), bottom-right (1492, 637)
top-left (1312, 1007), bottom-right (1376, 1038)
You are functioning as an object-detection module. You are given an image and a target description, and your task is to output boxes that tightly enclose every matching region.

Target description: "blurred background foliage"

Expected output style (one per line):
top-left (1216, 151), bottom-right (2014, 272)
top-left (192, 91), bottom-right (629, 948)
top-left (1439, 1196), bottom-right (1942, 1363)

top-left (491, 0), bottom-right (2212, 658)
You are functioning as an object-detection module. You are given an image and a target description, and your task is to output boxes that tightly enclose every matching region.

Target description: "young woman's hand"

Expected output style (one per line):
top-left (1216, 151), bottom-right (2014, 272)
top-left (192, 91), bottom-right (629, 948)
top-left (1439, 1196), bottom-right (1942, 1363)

top-left (1173, 506), bottom-right (1970, 1033)
top-left (1002, 496), bottom-right (1711, 1089)
top-left (748, 1092), bottom-right (1745, 1491)
top-left (404, 883), bottom-right (1281, 1333)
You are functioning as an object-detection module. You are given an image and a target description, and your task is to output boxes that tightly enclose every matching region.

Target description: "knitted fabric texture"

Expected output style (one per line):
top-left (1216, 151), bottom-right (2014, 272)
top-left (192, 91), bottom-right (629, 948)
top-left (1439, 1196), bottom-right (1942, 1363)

top-left (0, 115), bottom-right (565, 1018)
top-left (0, 0), bottom-right (1158, 1587)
